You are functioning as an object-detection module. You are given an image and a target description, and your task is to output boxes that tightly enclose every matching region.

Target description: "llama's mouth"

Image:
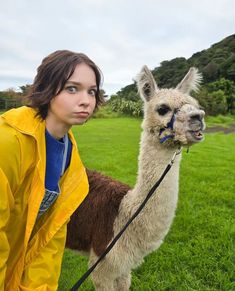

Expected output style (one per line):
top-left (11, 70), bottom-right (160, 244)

top-left (188, 130), bottom-right (204, 141)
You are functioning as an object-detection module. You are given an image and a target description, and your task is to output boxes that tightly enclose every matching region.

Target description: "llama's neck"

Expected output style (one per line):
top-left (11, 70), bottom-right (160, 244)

top-left (135, 131), bottom-right (181, 197)
top-left (117, 130), bottom-right (182, 248)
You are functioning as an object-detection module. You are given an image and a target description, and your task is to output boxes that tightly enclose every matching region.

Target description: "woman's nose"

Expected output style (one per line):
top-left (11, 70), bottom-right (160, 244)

top-left (78, 91), bottom-right (90, 106)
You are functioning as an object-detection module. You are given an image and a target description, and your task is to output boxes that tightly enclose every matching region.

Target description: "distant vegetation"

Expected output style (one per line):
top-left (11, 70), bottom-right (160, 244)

top-left (1, 35), bottom-right (235, 116)
top-left (109, 34), bottom-right (235, 116)
top-left (0, 85), bottom-right (30, 111)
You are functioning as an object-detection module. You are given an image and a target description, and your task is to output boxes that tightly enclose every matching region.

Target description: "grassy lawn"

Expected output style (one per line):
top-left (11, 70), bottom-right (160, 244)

top-left (58, 117), bottom-right (234, 290)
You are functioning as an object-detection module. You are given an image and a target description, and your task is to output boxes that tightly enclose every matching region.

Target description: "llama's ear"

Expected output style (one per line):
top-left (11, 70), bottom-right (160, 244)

top-left (136, 65), bottom-right (158, 102)
top-left (176, 67), bottom-right (202, 94)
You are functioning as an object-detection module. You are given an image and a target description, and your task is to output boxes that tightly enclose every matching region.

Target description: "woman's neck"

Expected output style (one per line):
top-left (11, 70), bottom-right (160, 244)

top-left (45, 116), bottom-right (71, 140)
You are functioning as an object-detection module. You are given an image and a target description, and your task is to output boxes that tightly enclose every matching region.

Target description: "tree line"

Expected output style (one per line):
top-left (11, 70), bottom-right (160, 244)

top-left (0, 85), bottom-right (31, 111)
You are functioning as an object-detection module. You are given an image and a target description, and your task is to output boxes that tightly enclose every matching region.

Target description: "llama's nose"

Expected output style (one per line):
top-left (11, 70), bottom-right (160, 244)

top-left (189, 110), bottom-right (205, 121)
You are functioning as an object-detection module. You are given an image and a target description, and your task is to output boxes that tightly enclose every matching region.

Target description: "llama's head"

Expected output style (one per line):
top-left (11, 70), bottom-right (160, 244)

top-left (137, 66), bottom-right (205, 146)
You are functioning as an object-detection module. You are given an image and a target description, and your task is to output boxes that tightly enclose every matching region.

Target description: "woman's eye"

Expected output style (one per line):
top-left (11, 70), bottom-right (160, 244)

top-left (157, 105), bottom-right (171, 115)
top-left (65, 86), bottom-right (77, 93)
top-left (89, 89), bottom-right (97, 96)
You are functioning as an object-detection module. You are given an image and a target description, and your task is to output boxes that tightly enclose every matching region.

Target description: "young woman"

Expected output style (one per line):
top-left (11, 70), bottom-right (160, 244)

top-left (0, 50), bottom-right (103, 290)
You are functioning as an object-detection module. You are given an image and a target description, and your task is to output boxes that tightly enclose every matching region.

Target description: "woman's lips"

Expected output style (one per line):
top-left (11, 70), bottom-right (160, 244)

top-left (73, 112), bottom-right (89, 118)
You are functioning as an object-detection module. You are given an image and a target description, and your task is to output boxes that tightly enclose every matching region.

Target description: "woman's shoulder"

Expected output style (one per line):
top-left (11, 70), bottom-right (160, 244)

top-left (0, 114), bottom-right (19, 141)
top-left (1, 106), bottom-right (41, 134)
top-left (0, 107), bottom-right (38, 153)
top-left (0, 109), bottom-right (38, 180)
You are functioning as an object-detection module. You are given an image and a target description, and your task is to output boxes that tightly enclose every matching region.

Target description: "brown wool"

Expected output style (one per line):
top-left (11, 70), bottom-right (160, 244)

top-left (66, 169), bottom-right (131, 256)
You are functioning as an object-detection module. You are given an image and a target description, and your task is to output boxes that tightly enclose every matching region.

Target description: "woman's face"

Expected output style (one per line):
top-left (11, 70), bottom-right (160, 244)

top-left (47, 63), bottom-right (97, 129)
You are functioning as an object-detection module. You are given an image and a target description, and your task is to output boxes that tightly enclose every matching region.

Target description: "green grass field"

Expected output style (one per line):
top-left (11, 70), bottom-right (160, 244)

top-left (58, 117), bottom-right (235, 291)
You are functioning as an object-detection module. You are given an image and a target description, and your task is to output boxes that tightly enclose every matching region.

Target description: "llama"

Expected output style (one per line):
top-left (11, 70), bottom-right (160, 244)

top-left (66, 66), bottom-right (205, 290)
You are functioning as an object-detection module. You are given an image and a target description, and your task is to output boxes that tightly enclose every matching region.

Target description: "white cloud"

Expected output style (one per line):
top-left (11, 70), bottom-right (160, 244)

top-left (0, 0), bottom-right (234, 95)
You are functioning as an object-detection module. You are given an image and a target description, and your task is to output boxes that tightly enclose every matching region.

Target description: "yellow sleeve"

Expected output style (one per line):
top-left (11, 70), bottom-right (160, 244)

top-left (0, 169), bottom-right (14, 291)
top-left (20, 223), bottom-right (67, 291)
top-left (0, 123), bottom-right (20, 290)
top-left (0, 123), bottom-right (22, 194)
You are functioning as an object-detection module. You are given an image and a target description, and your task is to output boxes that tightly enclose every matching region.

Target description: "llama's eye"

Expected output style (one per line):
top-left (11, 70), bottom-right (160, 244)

top-left (157, 105), bottom-right (171, 115)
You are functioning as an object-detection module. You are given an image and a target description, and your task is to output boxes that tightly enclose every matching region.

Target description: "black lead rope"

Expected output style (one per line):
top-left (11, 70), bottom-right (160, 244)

top-left (70, 148), bottom-right (182, 291)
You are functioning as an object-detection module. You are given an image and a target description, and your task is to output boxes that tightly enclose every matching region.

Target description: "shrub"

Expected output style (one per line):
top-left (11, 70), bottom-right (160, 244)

top-left (110, 99), bottom-right (143, 117)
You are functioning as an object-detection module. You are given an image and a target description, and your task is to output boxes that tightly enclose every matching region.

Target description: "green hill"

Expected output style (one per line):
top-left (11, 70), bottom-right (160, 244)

top-left (153, 34), bottom-right (235, 88)
top-left (110, 35), bottom-right (235, 116)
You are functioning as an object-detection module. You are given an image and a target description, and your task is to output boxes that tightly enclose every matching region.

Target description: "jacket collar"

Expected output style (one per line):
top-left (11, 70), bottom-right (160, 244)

top-left (1, 105), bottom-right (77, 147)
top-left (1, 106), bottom-right (43, 136)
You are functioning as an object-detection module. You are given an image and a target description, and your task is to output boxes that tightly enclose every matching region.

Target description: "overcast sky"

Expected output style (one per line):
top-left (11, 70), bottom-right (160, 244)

top-left (0, 0), bottom-right (234, 96)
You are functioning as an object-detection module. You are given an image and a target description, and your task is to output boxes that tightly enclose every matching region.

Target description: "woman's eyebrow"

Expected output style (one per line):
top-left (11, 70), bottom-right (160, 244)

top-left (66, 81), bottom-right (97, 88)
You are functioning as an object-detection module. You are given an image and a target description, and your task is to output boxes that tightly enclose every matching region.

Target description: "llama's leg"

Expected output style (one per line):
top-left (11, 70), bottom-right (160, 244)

top-left (114, 273), bottom-right (131, 291)
top-left (91, 272), bottom-right (115, 291)
top-left (89, 250), bottom-right (128, 291)
top-left (89, 256), bottom-right (116, 291)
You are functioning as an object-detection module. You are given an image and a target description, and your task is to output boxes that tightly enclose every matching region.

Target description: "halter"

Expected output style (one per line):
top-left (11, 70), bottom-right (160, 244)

top-left (159, 109), bottom-right (178, 143)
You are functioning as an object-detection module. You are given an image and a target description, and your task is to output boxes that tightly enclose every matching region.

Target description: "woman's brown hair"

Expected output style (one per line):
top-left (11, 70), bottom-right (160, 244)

top-left (26, 50), bottom-right (103, 119)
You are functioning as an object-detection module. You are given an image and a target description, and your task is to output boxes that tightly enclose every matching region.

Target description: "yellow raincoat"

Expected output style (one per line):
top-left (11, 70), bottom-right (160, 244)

top-left (0, 106), bottom-right (89, 291)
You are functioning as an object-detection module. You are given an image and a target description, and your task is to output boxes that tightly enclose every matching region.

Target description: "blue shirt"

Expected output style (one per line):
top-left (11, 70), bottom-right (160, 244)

top-left (37, 130), bottom-right (72, 218)
top-left (45, 129), bottom-right (72, 192)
